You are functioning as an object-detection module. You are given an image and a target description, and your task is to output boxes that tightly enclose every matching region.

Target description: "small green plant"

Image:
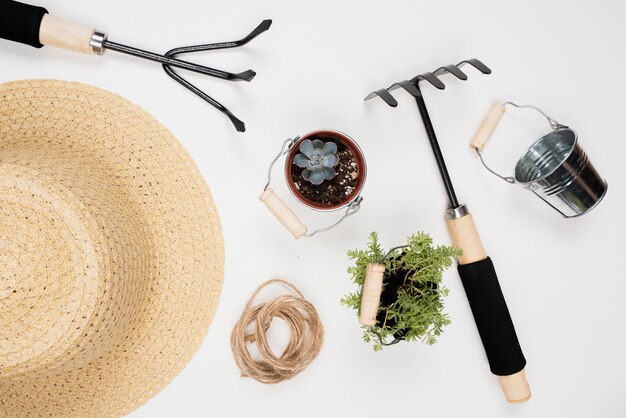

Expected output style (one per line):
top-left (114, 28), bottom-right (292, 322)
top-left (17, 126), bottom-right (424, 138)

top-left (293, 139), bottom-right (339, 185)
top-left (341, 232), bottom-right (461, 351)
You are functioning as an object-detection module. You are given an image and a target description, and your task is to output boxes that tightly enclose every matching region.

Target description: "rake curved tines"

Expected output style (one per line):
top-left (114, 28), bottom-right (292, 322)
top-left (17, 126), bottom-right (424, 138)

top-left (413, 58), bottom-right (491, 87)
top-left (162, 19), bottom-right (273, 132)
top-left (364, 88), bottom-right (399, 107)
top-left (363, 80), bottom-right (423, 106)
top-left (364, 58), bottom-right (491, 106)
top-left (363, 58), bottom-right (491, 209)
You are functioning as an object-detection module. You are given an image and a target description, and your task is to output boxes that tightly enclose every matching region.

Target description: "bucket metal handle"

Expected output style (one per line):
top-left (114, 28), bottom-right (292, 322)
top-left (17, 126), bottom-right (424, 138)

top-left (469, 102), bottom-right (567, 185)
top-left (261, 137), bottom-right (363, 238)
top-left (470, 102), bottom-right (579, 217)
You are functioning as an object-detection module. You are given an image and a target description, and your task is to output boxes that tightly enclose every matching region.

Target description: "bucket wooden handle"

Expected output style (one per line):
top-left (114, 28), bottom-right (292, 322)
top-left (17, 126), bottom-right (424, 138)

top-left (447, 212), bottom-right (531, 404)
top-left (359, 263), bottom-right (385, 326)
top-left (259, 188), bottom-right (308, 239)
top-left (470, 103), bottom-right (506, 151)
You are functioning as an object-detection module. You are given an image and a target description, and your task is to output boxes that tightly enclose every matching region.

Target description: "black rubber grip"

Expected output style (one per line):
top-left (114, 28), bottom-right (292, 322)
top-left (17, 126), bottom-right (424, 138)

top-left (458, 257), bottom-right (526, 376)
top-left (0, 0), bottom-right (48, 48)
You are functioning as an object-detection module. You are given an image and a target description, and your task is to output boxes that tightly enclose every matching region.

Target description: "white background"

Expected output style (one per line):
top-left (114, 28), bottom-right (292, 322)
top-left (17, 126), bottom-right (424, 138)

top-left (2, 0), bottom-right (625, 417)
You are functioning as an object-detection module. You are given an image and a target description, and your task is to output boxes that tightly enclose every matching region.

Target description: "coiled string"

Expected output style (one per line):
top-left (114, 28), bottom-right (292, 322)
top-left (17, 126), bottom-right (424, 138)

top-left (230, 279), bottom-right (324, 384)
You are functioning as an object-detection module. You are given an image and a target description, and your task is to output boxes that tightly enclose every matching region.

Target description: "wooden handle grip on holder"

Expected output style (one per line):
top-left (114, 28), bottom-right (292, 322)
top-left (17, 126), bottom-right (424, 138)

top-left (447, 213), bottom-right (531, 404)
top-left (259, 188), bottom-right (308, 239)
top-left (359, 263), bottom-right (385, 326)
top-left (39, 14), bottom-right (95, 54)
top-left (470, 103), bottom-right (506, 151)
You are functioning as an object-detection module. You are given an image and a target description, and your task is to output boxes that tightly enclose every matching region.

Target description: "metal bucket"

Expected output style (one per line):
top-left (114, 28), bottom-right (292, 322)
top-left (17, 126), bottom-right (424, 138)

top-left (474, 102), bottom-right (608, 218)
top-left (514, 128), bottom-right (607, 217)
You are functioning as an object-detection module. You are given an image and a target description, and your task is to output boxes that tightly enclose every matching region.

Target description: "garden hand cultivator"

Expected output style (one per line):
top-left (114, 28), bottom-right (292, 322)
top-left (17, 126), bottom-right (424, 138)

top-left (0, 0), bottom-right (271, 132)
top-left (365, 59), bottom-right (531, 404)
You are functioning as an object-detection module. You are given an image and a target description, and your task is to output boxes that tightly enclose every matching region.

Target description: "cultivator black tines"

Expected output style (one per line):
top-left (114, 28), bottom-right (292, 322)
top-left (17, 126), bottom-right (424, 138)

top-left (160, 19), bottom-right (272, 132)
top-left (87, 18), bottom-right (272, 133)
top-left (364, 58), bottom-right (491, 208)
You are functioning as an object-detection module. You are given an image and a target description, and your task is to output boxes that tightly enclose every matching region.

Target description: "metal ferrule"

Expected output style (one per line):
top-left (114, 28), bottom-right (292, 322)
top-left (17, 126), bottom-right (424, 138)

top-left (89, 31), bottom-right (107, 55)
top-left (445, 204), bottom-right (469, 220)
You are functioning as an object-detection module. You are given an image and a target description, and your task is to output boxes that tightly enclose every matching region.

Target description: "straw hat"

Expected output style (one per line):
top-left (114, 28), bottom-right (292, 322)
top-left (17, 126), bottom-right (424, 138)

top-left (0, 80), bottom-right (224, 417)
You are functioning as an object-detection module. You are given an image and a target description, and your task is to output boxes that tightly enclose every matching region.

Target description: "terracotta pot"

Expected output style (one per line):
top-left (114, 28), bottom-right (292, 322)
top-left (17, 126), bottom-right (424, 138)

top-left (284, 129), bottom-right (366, 211)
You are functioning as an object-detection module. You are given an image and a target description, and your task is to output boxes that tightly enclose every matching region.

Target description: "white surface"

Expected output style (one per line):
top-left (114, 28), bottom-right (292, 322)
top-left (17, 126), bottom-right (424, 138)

top-left (2, 0), bottom-right (625, 416)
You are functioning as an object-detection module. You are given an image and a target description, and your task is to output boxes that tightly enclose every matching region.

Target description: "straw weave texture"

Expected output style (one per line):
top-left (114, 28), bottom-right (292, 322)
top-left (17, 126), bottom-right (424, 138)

top-left (0, 80), bottom-right (224, 417)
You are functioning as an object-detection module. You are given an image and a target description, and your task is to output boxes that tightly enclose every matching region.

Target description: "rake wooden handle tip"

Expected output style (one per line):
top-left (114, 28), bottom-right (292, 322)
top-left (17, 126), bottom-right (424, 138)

top-left (499, 369), bottom-right (531, 403)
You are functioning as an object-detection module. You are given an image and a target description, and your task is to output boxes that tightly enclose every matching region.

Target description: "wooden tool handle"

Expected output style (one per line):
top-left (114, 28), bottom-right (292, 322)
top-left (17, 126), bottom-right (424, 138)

top-left (0, 1), bottom-right (96, 53)
top-left (39, 14), bottom-right (95, 54)
top-left (447, 212), bottom-right (531, 404)
top-left (446, 213), bottom-right (486, 264)
top-left (499, 369), bottom-right (531, 404)
top-left (359, 263), bottom-right (385, 326)
top-left (470, 103), bottom-right (506, 151)
top-left (259, 188), bottom-right (307, 239)
top-left (0, 0), bottom-right (48, 48)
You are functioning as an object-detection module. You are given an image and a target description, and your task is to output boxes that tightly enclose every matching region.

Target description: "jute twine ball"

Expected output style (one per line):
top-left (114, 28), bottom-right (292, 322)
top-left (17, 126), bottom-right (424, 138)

top-left (0, 80), bottom-right (224, 417)
top-left (231, 279), bottom-right (324, 384)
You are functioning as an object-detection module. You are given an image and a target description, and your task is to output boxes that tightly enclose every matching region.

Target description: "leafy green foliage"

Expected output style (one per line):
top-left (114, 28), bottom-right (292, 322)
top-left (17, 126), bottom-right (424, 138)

top-left (341, 232), bottom-right (461, 351)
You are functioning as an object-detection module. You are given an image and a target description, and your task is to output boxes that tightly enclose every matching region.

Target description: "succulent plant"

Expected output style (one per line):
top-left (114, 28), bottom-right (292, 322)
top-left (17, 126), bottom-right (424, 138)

top-left (293, 139), bottom-right (339, 185)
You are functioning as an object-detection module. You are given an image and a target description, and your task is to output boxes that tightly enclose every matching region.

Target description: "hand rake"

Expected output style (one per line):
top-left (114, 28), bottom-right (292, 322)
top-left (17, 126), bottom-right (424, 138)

top-left (365, 58), bottom-right (531, 404)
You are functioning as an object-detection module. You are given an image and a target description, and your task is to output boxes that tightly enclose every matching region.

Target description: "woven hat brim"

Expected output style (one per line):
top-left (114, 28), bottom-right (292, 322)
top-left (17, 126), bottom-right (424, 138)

top-left (0, 80), bottom-right (224, 417)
